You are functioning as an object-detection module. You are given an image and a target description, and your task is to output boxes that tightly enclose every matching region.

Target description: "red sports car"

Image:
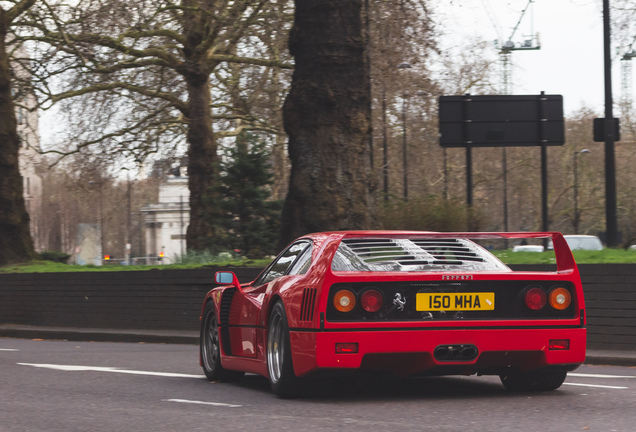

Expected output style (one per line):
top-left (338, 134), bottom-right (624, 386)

top-left (199, 231), bottom-right (586, 397)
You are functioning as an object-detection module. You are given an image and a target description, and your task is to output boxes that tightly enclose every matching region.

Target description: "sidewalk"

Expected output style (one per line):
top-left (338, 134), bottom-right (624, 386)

top-left (0, 324), bottom-right (198, 345)
top-left (0, 324), bottom-right (634, 367)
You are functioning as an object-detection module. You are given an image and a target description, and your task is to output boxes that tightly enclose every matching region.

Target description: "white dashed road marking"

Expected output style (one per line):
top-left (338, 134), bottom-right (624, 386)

top-left (563, 383), bottom-right (628, 389)
top-left (0, 349), bottom-right (19, 351)
top-left (164, 399), bottom-right (242, 408)
top-left (569, 373), bottom-right (635, 379)
top-left (17, 363), bottom-right (206, 379)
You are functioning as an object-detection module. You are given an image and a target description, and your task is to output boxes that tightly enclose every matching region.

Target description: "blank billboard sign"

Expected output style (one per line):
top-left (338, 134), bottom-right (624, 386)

top-left (439, 94), bottom-right (565, 148)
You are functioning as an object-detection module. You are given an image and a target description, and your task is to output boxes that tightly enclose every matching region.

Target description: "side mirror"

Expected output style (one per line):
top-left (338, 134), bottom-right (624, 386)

top-left (215, 271), bottom-right (242, 291)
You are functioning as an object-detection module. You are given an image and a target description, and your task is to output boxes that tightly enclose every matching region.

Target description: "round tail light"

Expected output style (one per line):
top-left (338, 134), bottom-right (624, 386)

top-left (333, 289), bottom-right (356, 313)
top-left (549, 287), bottom-right (572, 310)
top-left (360, 289), bottom-right (383, 313)
top-left (524, 287), bottom-right (547, 310)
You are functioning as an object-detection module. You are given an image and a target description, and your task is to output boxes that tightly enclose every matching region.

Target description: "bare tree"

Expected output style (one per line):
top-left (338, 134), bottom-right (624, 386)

top-left (19, 0), bottom-right (293, 251)
top-left (0, 0), bottom-right (38, 265)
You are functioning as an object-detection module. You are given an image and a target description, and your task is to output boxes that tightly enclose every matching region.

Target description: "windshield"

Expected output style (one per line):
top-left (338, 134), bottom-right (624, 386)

top-left (331, 237), bottom-right (510, 272)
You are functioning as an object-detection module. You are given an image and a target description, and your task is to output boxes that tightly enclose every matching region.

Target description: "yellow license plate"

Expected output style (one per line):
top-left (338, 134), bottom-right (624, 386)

top-left (416, 293), bottom-right (495, 311)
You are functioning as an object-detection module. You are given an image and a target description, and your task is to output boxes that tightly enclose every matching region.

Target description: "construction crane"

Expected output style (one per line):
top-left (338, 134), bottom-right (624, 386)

top-left (481, 0), bottom-right (542, 237)
top-left (492, 0), bottom-right (541, 94)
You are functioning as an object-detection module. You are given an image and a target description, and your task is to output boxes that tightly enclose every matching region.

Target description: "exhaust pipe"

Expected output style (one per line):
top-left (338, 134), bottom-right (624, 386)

top-left (434, 344), bottom-right (478, 362)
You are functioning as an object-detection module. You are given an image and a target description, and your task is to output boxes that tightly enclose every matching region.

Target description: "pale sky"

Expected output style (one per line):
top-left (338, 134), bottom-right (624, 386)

top-left (40, 1), bottom-right (632, 150)
top-left (434, 0), bottom-right (631, 116)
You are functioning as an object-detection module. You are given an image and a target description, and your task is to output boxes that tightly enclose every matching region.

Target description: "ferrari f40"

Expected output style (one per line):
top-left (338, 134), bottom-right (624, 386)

top-left (199, 231), bottom-right (586, 397)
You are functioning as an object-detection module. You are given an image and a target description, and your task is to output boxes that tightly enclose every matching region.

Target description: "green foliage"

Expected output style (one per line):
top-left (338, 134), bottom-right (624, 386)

top-left (0, 258), bottom-right (272, 273)
top-left (39, 251), bottom-right (72, 264)
top-left (3, 249), bottom-right (636, 274)
top-left (174, 250), bottom-right (239, 265)
top-left (379, 196), bottom-right (485, 232)
top-left (494, 249), bottom-right (636, 265)
top-left (206, 135), bottom-right (282, 257)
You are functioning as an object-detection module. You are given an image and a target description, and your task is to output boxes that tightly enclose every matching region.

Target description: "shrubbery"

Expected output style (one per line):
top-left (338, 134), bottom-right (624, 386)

top-left (39, 251), bottom-right (71, 264)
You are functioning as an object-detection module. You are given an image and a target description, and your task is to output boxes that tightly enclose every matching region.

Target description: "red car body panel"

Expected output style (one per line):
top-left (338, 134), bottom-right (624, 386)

top-left (200, 231), bottom-right (586, 380)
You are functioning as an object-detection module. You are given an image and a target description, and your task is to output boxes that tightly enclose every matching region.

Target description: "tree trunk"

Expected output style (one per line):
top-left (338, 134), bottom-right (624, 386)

top-left (0, 13), bottom-right (36, 265)
top-left (185, 76), bottom-right (218, 251)
top-left (280, 0), bottom-right (376, 247)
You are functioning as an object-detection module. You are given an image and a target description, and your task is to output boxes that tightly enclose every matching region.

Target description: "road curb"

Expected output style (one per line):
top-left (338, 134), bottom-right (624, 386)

top-left (0, 328), bottom-right (199, 345)
top-left (584, 355), bottom-right (636, 368)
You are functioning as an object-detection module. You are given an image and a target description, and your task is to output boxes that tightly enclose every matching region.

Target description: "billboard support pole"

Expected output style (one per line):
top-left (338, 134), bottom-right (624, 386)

top-left (462, 96), bottom-right (473, 207)
top-left (538, 92), bottom-right (549, 233)
top-left (466, 147), bottom-right (473, 206)
top-left (541, 144), bottom-right (548, 232)
top-left (603, 0), bottom-right (618, 246)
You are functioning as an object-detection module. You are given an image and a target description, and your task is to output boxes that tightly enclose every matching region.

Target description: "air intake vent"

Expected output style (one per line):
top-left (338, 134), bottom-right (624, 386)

top-left (300, 288), bottom-right (317, 321)
top-left (220, 289), bottom-right (236, 355)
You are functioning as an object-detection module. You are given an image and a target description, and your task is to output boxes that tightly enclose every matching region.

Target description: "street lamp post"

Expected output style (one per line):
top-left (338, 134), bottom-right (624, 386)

top-left (573, 149), bottom-right (590, 234)
top-left (397, 62), bottom-right (412, 201)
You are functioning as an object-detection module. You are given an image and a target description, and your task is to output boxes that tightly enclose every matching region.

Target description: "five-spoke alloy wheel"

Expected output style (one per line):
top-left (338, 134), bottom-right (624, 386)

top-left (267, 301), bottom-right (300, 397)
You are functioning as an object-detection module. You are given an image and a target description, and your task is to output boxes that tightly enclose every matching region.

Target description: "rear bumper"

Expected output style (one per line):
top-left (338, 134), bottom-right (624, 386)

top-left (290, 327), bottom-right (586, 377)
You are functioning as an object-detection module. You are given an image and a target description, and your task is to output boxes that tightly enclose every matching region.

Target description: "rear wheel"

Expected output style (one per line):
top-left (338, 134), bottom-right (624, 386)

top-left (200, 302), bottom-right (244, 382)
top-left (500, 369), bottom-right (567, 391)
top-left (267, 301), bottom-right (300, 398)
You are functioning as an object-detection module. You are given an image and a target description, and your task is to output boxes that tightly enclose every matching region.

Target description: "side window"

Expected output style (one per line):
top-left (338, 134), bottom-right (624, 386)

top-left (258, 241), bottom-right (311, 285)
top-left (288, 247), bottom-right (312, 276)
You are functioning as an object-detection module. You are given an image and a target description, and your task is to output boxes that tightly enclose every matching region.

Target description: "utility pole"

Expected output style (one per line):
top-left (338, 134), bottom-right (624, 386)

top-left (603, 0), bottom-right (618, 247)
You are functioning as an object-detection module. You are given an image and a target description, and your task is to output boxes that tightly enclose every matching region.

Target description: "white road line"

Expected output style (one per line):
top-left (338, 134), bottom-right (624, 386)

top-left (563, 382), bottom-right (628, 389)
top-left (0, 349), bottom-right (19, 351)
top-left (164, 399), bottom-right (242, 408)
top-left (17, 363), bottom-right (206, 379)
top-left (569, 373), bottom-right (636, 379)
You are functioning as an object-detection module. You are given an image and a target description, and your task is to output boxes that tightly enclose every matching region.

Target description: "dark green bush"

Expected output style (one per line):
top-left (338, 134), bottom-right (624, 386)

top-left (39, 251), bottom-right (72, 264)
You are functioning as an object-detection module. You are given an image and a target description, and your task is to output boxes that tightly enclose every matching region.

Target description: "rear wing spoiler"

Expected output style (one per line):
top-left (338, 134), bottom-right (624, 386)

top-left (340, 231), bottom-right (577, 273)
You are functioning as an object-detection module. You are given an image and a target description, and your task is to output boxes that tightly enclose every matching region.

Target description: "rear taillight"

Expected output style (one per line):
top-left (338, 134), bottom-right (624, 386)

top-left (360, 289), bottom-right (383, 313)
top-left (549, 287), bottom-right (572, 310)
top-left (333, 289), bottom-right (356, 313)
top-left (524, 287), bottom-right (547, 310)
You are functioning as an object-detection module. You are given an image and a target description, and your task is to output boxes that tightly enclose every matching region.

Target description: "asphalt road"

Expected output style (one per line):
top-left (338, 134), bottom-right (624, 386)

top-left (1, 338), bottom-right (635, 432)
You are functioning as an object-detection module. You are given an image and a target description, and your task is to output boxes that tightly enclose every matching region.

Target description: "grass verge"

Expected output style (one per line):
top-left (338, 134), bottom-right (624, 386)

top-left (2, 249), bottom-right (636, 273)
top-left (0, 259), bottom-right (271, 274)
top-left (493, 249), bottom-right (636, 265)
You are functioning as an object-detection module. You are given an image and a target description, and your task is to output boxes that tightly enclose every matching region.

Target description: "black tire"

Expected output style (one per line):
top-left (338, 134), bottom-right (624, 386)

top-left (500, 369), bottom-right (568, 391)
top-left (267, 301), bottom-right (300, 398)
top-left (200, 302), bottom-right (244, 382)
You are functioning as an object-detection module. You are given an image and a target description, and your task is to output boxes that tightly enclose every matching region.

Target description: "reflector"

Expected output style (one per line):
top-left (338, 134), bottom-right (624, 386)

top-left (335, 343), bottom-right (358, 354)
top-left (549, 339), bottom-right (570, 350)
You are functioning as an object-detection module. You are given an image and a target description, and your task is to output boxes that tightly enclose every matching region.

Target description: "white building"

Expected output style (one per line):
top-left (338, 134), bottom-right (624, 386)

top-left (140, 173), bottom-right (190, 264)
top-left (16, 70), bottom-right (44, 249)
